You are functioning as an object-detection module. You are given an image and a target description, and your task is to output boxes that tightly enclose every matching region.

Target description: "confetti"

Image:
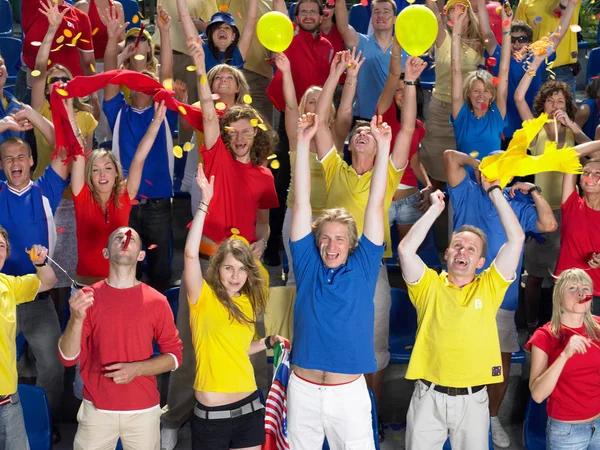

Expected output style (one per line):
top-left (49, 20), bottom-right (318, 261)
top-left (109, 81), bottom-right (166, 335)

top-left (243, 94), bottom-right (253, 104)
top-left (173, 145), bottom-right (183, 158)
top-left (47, 59), bottom-right (51, 65)
top-left (31, 41), bottom-right (42, 47)
top-left (123, 229), bottom-right (132, 251)
top-left (224, 126), bottom-right (235, 132)
top-left (404, 345), bottom-right (413, 349)
top-left (63, 29), bottom-right (73, 38)
top-left (31, 70), bottom-right (41, 77)
top-left (237, 11), bottom-right (243, 20)
top-left (178, 105), bottom-right (187, 115)
top-left (186, 65), bottom-right (197, 71)
top-left (447, 20), bottom-right (454, 26)
top-left (139, 194), bottom-right (148, 199)
top-left (219, 5), bottom-right (228, 11)
top-left (132, 14), bottom-right (139, 24)
top-left (492, 76), bottom-right (499, 85)
top-left (200, 74), bottom-right (207, 85)
top-left (56, 88), bottom-right (69, 96)
top-left (147, 244), bottom-right (158, 250)
top-left (487, 57), bottom-right (497, 66)
top-left (270, 160), bottom-right (280, 169)
top-left (56, 35), bottom-right (65, 44)
top-left (327, 0), bottom-right (335, 4)
top-left (90, 64), bottom-right (96, 73)
top-left (92, 27), bottom-right (99, 36)
top-left (469, 151), bottom-right (479, 157)
top-left (51, 44), bottom-right (64, 52)
top-left (231, 227), bottom-right (240, 235)
top-left (215, 102), bottom-right (227, 111)
top-left (72, 31), bottom-right (82, 45)
top-left (65, 43), bottom-right (76, 47)
top-left (131, 199), bottom-right (140, 205)
top-left (502, 19), bottom-right (510, 27)
top-left (57, 227), bottom-right (66, 233)
top-left (250, 119), bottom-right (259, 127)
top-left (134, 54), bottom-right (145, 60)
top-left (569, 24), bottom-right (582, 33)
top-left (211, 93), bottom-right (220, 100)
top-left (80, 39), bottom-right (90, 43)
top-left (144, 179), bottom-right (153, 185)
top-left (163, 78), bottom-right (173, 90)
top-left (481, 103), bottom-right (488, 110)
top-left (183, 142), bottom-right (193, 152)
top-left (533, 16), bottom-right (542, 24)
top-left (267, 154), bottom-right (277, 160)
top-left (258, 124), bottom-right (268, 131)
top-left (495, 6), bottom-right (502, 14)
top-left (360, 0), bottom-right (368, 5)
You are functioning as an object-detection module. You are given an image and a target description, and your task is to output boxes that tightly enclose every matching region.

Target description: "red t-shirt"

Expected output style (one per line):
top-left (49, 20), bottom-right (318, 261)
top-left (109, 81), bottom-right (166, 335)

top-left (201, 138), bottom-right (279, 244)
top-left (525, 318), bottom-right (600, 421)
top-left (88, 0), bottom-right (112, 61)
top-left (382, 104), bottom-right (425, 188)
top-left (555, 190), bottom-right (600, 296)
top-left (73, 183), bottom-right (132, 278)
top-left (266, 26), bottom-right (334, 112)
top-left (22, 0), bottom-right (94, 77)
top-left (58, 281), bottom-right (183, 411)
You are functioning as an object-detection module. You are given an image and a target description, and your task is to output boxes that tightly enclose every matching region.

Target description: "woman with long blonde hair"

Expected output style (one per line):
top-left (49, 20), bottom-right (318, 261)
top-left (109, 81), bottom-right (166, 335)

top-left (527, 268), bottom-right (600, 450)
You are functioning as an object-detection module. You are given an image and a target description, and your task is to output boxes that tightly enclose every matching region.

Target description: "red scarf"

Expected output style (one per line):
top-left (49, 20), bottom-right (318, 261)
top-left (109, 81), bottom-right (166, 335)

top-left (50, 69), bottom-right (222, 163)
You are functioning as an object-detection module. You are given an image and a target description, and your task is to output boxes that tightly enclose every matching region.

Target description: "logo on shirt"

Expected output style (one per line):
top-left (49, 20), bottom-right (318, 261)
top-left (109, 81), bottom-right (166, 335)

top-left (492, 366), bottom-right (502, 377)
top-left (474, 299), bottom-right (482, 310)
top-left (66, 21), bottom-right (74, 29)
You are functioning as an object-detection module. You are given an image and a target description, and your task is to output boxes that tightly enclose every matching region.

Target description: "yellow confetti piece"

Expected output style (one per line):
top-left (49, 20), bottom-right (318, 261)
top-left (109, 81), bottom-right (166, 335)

top-left (178, 105), bottom-right (187, 115)
top-left (134, 54), bottom-right (145, 60)
top-left (404, 345), bottom-right (413, 349)
top-left (250, 119), bottom-right (259, 127)
top-left (173, 145), bottom-right (183, 158)
top-left (92, 27), bottom-right (99, 36)
top-left (469, 151), bottom-right (479, 158)
top-left (72, 32), bottom-right (82, 46)
top-left (258, 124), bottom-right (268, 131)
top-left (80, 39), bottom-right (90, 43)
top-left (267, 154), bottom-right (277, 160)
top-left (51, 44), bottom-right (64, 52)
top-left (56, 35), bottom-right (65, 44)
top-left (219, 5), bottom-right (228, 11)
top-left (243, 94), bottom-right (252, 104)
top-left (270, 160), bottom-right (280, 169)
top-left (200, 75), bottom-right (207, 85)
top-left (569, 24), bottom-right (582, 33)
top-left (231, 227), bottom-right (240, 235)
top-left (31, 70), bottom-right (41, 77)
top-left (132, 15), bottom-right (139, 24)
top-left (138, 10), bottom-right (144, 18)
top-left (215, 102), bottom-right (227, 111)
top-left (56, 88), bottom-right (69, 96)
top-left (31, 41), bottom-right (42, 47)
top-left (65, 43), bottom-right (76, 47)
top-left (47, 59), bottom-right (51, 65)
top-left (63, 29), bottom-right (73, 38)
top-left (186, 65), bottom-right (197, 72)
top-left (90, 64), bottom-right (96, 73)
top-left (163, 78), bottom-right (173, 90)
top-left (224, 126), bottom-right (235, 132)
top-left (183, 142), bottom-right (193, 152)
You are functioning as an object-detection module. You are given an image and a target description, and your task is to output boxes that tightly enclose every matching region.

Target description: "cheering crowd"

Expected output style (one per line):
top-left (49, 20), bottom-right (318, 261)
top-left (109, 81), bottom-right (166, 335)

top-left (1, 0), bottom-right (600, 448)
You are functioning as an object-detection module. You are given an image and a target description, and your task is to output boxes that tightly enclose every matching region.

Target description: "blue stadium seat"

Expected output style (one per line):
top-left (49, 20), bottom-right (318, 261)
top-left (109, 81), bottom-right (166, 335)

top-left (388, 287), bottom-right (417, 364)
top-left (0, 0), bottom-right (13, 36)
top-left (289, 2), bottom-right (297, 19)
top-left (19, 384), bottom-right (53, 450)
top-left (16, 331), bottom-right (26, 361)
top-left (4, 84), bottom-right (15, 95)
top-left (386, 223), bottom-right (441, 273)
top-left (163, 286), bottom-right (180, 324)
top-left (121, 0), bottom-right (141, 31)
top-left (349, 3), bottom-right (371, 34)
top-left (0, 36), bottom-right (22, 84)
top-left (420, 54), bottom-right (436, 91)
top-left (586, 47), bottom-right (600, 84)
top-left (524, 397), bottom-right (547, 450)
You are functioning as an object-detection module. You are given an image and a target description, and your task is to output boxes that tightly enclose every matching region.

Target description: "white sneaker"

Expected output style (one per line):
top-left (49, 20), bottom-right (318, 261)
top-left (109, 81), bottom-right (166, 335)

top-left (491, 416), bottom-right (510, 448)
top-left (161, 427), bottom-right (179, 450)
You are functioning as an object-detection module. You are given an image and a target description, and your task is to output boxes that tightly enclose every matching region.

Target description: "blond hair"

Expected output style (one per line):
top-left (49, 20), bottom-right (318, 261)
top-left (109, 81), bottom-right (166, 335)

top-left (463, 70), bottom-right (496, 108)
top-left (85, 150), bottom-right (126, 208)
top-left (207, 64), bottom-right (250, 104)
top-left (449, 225), bottom-right (488, 257)
top-left (0, 225), bottom-right (10, 257)
top-left (551, 269), bottom-right (600, 341)
top-left (312, 208), bottom-right (359, 253)
top-left (298, 86), bottom-right (336, 126)
top-left (445, 6), bottom-right (484, 55)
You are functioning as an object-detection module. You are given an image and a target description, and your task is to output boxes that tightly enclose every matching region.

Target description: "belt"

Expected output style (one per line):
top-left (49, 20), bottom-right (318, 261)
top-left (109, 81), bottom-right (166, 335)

top-left (0, 392), bottom-right (18, 407)
top-left (194, 397), bottom-right (264, 420)
top-left (136, 197), bottom-right (170, 205)
top-left (420, 379), bottom-right (485, 396)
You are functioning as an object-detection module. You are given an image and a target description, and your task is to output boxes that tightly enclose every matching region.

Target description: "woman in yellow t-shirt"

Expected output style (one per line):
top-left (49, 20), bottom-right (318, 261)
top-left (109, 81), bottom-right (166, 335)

top-left (184, 163), bottom-right (287, 449)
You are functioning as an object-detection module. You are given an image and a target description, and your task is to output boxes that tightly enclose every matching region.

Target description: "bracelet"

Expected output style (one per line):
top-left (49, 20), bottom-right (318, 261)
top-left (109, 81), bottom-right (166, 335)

top-left (345, 80), bottom-right (356, 86)
top-left (486, 185), bottom-right (502, 195)
top-left (527, 185), bottom-right (542, 195)
top-left (34, 262), bottom-right (47, 267)
top-left (264, 335), bottom-right (273, 350)
top-left (404, 80), bottom-right (418, 86)
top-left (502, 31), bottom-right (511, 35)
top-left (259, 238), bottom-right (268, 249)
top-left (197, 206), bottom-right (208, 214)
top-left (391, 53), bottom-right (401, 59)
top-left (201, 201), bottom-right (209, 207)
top-left (558, 2), bottom-right (566, 9)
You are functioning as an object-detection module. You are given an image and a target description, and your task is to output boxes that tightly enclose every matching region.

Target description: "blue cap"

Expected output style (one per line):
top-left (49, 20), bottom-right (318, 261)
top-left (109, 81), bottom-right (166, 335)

top-left (207, 12), bottom-right (238, 31)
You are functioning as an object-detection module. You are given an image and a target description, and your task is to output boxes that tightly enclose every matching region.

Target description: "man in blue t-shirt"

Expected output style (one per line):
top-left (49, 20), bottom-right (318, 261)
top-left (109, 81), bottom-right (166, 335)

top-left (287, 113), bottom-right (390, 449)
top-left (444, 149), bottom-right (557, 448)
top-left (103, 76), bottom-right (178, 293)
top-left (0, 136), bottom-right (69, 439)
top-left (335, 0), bottom-right (396, 120)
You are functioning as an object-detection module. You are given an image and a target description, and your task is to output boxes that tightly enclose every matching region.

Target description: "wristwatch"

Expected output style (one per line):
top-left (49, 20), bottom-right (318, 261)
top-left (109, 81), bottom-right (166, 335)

top-left (527, 185), bottom-right (542, 195)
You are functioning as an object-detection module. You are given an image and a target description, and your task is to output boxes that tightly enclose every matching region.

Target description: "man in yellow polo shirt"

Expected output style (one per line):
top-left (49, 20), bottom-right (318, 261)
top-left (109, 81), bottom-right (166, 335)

top-left (0, 227), bottom-right (57, 449)
top-left (398, 181), bottom-right (525, 449)
top-left (515, 0), bottom-right (580, 94)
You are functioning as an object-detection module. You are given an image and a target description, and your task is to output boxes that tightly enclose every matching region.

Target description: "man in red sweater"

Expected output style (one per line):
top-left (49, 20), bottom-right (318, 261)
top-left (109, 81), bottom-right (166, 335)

top-left (58, 227), bottom-right (182, 450)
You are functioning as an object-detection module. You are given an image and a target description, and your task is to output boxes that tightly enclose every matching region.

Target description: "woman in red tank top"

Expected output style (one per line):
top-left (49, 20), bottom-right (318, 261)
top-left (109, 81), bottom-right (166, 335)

top-left (75, 0), bottom-right (124, 62)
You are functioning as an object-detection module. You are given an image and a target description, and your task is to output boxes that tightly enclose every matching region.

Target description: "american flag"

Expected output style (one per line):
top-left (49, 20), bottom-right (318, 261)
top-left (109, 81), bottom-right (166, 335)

top-left (263, 344), bottom-right (290, 450)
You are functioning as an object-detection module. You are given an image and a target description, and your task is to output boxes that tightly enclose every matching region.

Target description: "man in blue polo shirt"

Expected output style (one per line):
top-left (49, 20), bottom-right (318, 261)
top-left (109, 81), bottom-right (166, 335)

top-left (0, 136), bottom-right (69, 441)
top-left (287, 113), bottom-right (390, 449)
top-left (335, 0), bottom-right (396, 120)
top-left (444, 149), bottom-right (557, 448)
top-left (103, 75), bottom-right (178, 293)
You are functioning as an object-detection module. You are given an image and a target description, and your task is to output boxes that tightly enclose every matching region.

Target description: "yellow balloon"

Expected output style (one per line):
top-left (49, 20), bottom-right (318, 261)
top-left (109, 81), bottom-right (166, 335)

top-left (395, 5), bottom-right (437, 56)
top-left (256, 11), bottom-right (294, 53)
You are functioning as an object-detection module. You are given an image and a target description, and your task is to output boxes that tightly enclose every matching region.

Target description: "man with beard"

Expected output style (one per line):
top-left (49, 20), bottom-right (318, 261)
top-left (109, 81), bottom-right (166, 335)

top-left (58, 227), bottom-right (182, 450)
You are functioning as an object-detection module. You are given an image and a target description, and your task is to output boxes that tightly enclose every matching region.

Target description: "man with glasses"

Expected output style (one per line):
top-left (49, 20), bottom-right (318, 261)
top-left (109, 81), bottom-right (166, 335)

top-left (335, 0), bottom-right (396, 121)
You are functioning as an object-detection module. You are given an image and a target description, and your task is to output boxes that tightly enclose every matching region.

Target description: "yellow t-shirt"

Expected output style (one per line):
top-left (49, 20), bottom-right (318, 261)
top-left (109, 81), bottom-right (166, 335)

top-left (515, 0), bottom-right (580, 68)
top-left (405, 263), bottom-right (512, 387)
top-left (321, 148), bottom-right (404, 258)
top-left (287, 151), bottom-right (328, 215)
top-left (0, 274), bottom-right (40, 396)
top-left (189, 282), bottom-right (257, 393)
top-left (433, 31), bottom-right (484, 103)
top-left (33, 101), bottom-right (98, 198)
top-left (529, 126), bottom-right (575, 210)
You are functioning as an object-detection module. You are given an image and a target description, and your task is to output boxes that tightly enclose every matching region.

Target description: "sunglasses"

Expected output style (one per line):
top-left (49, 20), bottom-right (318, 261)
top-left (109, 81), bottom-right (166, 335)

top-left (126, 35), bottom-right (148, 44)
top-left (48, 76), bottom-right (70, 84)
top-left (511, 35), bottom-right (530, 44)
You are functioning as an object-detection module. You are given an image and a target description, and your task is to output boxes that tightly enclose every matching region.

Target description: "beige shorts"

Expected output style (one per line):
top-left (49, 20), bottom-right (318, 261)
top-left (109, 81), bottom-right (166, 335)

top-left (524, 210), bottom-right (562, 278)
top-left (419, 96), bottom-right (456, 182)
top-left (496, 309), bottom-right (520, 353)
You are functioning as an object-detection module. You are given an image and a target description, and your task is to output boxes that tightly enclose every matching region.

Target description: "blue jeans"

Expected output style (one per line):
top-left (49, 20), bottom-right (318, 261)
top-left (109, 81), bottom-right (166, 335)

top-left (0, 392), bottom-right (30, 450)
top-left (388, 192), bottom-right (423, 226)
top-left (547, 416), bottom-right (600, 450)
top-left (543, 65), bottom-right (577, 98)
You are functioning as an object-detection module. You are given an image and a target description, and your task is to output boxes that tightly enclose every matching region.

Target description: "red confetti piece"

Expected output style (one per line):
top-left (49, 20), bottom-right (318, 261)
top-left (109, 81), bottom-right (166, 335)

top-left (237, 11), bottom-right (242, 20)
top-left (487, 57), bottom-right (497, 67)
top-left (492, 76), bottom-right (499, 85)
top-left (147, 244), bottom-right (158, 250)
top-left (502, 19), bottom-right (510, 27)
top-left (57, 227), bottom-right (66, 233)
top-left (360, 0), bottom-right (368, 6)
top-left (145, 179), bottom-right (153, 186)
top-left (139, 194), bottom-right (148, 199)
top-left (123, 229), bottom-right (132, 251)
top-left (327, 0), bottom-right (335, 5)
top-left (481, 103), bottom-right (488, 111)
top-left (447, 20), bottom-right (454, 26)
top-left (131, 199), bottom-right (140, 205)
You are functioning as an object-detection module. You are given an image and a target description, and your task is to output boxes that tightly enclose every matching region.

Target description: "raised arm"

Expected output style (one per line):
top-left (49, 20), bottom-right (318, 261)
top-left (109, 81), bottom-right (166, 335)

top-left (126, 102), bottom-right (166, 199)
top-left (390, 56), bottom-right (427, 170)
top-left (475, 0), bottom-right (498, 55)
top-left (102, 7), bottom-right (129, 101)
top-left (496, 7), bottom-right (513, 118)
top-left (376, 39), bottom-right (403, 116)
top-left (335, 0), bottom-right (359, 49)
top-left (237, 0), bottom-right (258, 60)
top-left (484, 178), bottom-right (525, 279)
top-left (273, 53), bottom-right (299, 146)
top-left (443, 149), bottom-right (480, 188)
top-left (175, 0), bottom-right (200, 43)
top-left (33, 0), bottom-right (67, 111)
top-left (399, 190), bottom-right (445, 282)
top-left (333, 48), bottom-right (364, 150)
top-left (554, 109), bottom-right (591, 145)
top-left (426, 0), bottom-right (446, 48)
top-left (509, 182), bottom-right (557, 232)
top-left (14, 104), bottom-right (55, 147)
top-left (550, 0), bottom-right (577, 50)
top-left (59, 287), bottom-right (94, 360)
top-left (514, 55), bottom-right (544, 122)
top-left (363, 116), bottom-right (392, 245)
top-left (156, 5), bottom-right (173, 83)
top-left (291, 114), bottom-right (319, 242)
top-left (183, 163), bottom-right (214, 305)
top-left (562, 140), bottom-right (600, 203)
top-left (273, 0), bottom-right (288, 15)
top-left (30, 245), bottom-right (57, 292)
top-left (451, 10), bottom-right (468, 120)
top-left (189, 38), bottom-right (220, 148)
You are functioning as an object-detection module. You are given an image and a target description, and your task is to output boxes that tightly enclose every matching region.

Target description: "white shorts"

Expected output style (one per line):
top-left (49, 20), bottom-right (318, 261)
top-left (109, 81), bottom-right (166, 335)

top-left (496, 309), bottom-right (520, 353)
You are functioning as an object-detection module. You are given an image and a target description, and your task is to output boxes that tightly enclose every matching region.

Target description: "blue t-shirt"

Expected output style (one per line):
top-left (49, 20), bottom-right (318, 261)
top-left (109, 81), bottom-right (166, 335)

top-left (0, 166), bottom-right (68, 276)
top-left (103, 93), bottom-right (178, 199)
top-left (0, 91), bottom-right (26, 145)
top-left (290, 233), bottom-right (384, 374)
top-left (353, 33), bottom-right (391, 119)
top-left (582, 98), bottom-right (600, 141)
top-left (451, 101), bottom-right (506, 160)
top-left (202, 41), bottom-right (245, 72)
top-left (448, 175), bottom-right (539, 310)
top-left (486, 45), bottom-right (550, 139)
